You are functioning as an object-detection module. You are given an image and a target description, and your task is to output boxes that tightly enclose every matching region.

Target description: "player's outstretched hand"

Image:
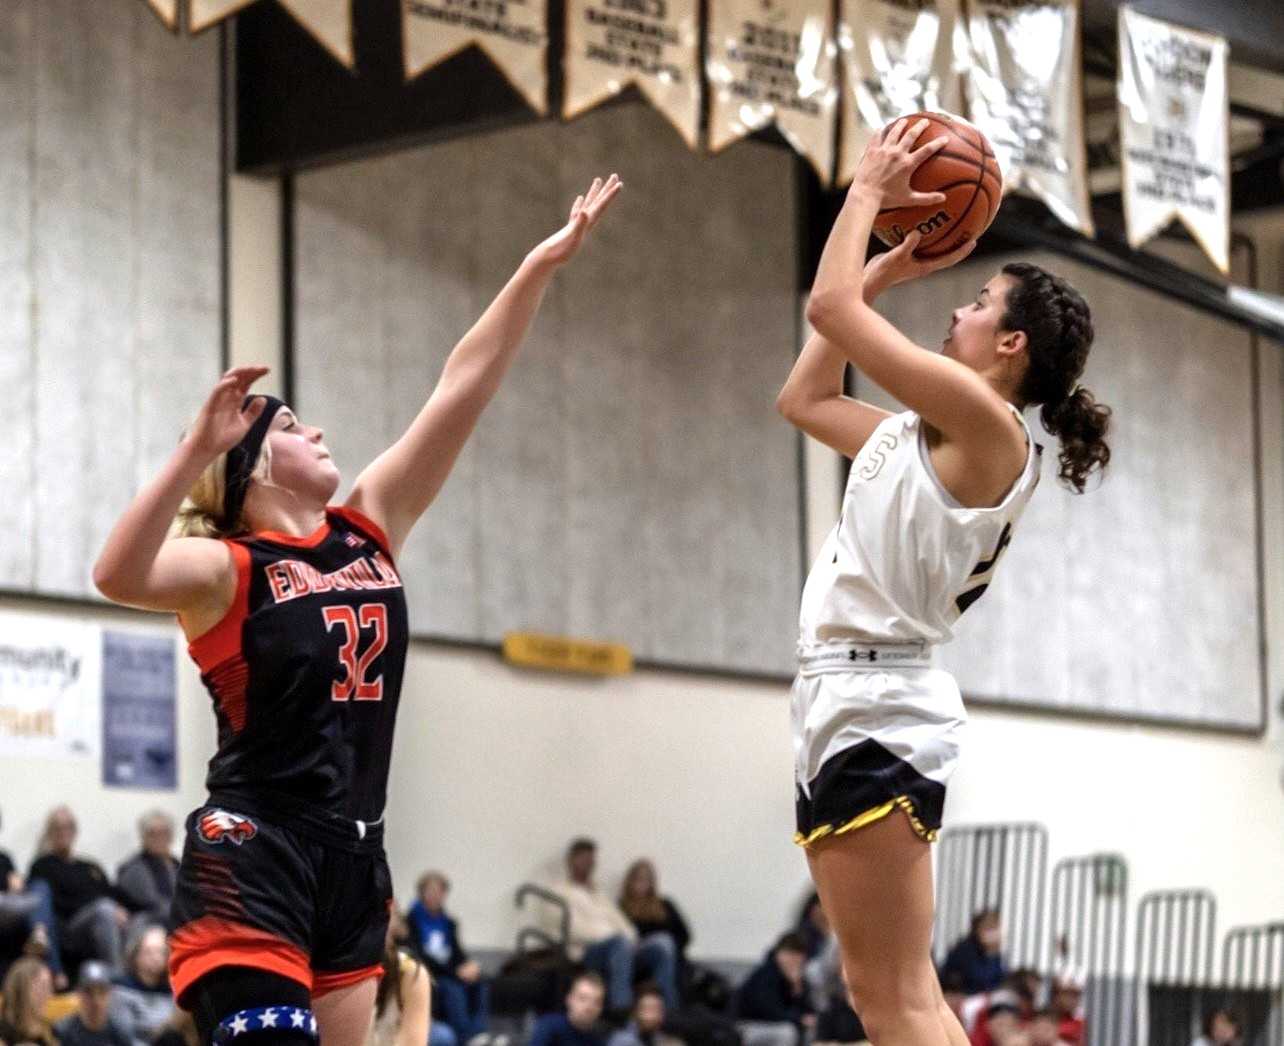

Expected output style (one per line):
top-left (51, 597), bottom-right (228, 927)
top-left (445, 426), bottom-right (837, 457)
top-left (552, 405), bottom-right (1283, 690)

top-left (852, 118), bottom-right (948, 210)
top-left (862, 230), bottom-right (977, 301)
top-left (185, 366), bottom-right (271, 459)
top-left (529, 174), bottom-right (623, 269)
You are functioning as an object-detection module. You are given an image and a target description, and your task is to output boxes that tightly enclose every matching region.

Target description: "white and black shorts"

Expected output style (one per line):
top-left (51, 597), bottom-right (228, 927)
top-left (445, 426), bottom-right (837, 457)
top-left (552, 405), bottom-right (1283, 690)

top-left (791, 644), bottom-right (966, 847)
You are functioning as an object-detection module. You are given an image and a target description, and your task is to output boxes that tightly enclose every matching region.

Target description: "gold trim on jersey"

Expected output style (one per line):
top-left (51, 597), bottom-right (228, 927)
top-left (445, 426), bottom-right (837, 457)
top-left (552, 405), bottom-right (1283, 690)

top-left (793, 794), bottom-right (937, 848)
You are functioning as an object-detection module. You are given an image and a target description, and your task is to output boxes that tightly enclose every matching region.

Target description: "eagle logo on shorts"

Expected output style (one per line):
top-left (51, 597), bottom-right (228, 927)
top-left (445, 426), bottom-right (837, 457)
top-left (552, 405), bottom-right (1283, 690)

top-left (197, 809), bottom-right (258, 846)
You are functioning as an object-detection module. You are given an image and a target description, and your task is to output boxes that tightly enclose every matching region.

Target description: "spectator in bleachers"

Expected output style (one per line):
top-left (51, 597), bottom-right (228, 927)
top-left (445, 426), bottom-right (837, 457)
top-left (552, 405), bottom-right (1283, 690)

top-left (731, 932), bottom-right (814, 1046)
top-left (942, 910), bottom-right (1007, 995)
top-left (0, 809), bottom-right (62, 988)
top-left (54, 961), bottom-right (132, 1046)
top-left (368, 915), bottom-right (436, 1046)
top-left (606, 983), bottom-right (683, 1046)
top-left (618, 862), bottom-right (691, 980)
top-left (793, 895), bottom-right (828, 962)
top-left (529, 971), bottom-right (608, 1046)
top-left (110, 924), bottom-right (176, 1046)
top-left (406, 871), bottom-right (490, 1045)
top-left (1190, 1008), bottom-right (1242, 1046)
top-left (550, 840), bottom-right (678, 1016)
top-left (113, 814), bottom-right (178, 929)
top-left (969, 993), bottom-right (1021, 1046)
top-left (1048, 971), bottom-right (1084, 1046)
top-left (0, 957), bottom-right (56, 1046)
top-left (27, 807), bottom-right (126, 973)
top-left (1028, 1008), bottom-right (1072, 1046)
top-left (805, 934), bottom-right (865, 1044)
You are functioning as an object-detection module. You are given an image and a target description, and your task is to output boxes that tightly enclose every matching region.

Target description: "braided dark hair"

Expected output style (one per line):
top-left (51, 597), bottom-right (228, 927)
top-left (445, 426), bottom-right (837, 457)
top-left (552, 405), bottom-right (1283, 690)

top-left (1001, 263), bottom-right (1112, 493)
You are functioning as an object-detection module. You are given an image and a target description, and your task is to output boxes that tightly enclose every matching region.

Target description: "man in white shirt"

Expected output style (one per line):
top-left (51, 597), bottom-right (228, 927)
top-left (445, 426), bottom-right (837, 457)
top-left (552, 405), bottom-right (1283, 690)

top-left (550, 839), bottom-right (678, 1015)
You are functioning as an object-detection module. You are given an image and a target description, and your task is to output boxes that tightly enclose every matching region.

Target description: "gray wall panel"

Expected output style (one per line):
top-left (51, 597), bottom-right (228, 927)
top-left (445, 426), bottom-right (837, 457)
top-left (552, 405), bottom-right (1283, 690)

top-left (295, 104), bottom-right (802, 675)
top-left (870, 252), bottom-right (1262, 729)
top-left (0, 0), bottom-right (220, 598)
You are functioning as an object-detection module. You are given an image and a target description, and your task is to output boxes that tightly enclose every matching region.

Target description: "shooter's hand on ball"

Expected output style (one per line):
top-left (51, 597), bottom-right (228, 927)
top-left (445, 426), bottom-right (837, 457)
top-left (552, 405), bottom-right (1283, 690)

top-left (863, 230), bottom-right (978, 302)
top-left (529, 174), bottom-right (623, 269)
top-left (852, 118), bottom-right (948, 209)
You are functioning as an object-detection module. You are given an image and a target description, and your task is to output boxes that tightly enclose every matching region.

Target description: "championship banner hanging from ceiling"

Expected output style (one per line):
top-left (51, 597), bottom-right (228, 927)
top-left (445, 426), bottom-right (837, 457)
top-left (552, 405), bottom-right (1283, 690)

top-left (1118, 7), bottom-right (1229, 273)
top-left (707, 0), bottom-right (838, 184)
top-left (837, 0), bottom-right (964, 186)
top-left (146, 0), bottom-right (355, 67)
top-left (961, 0), bottom-right (1094, 237)
top-left (401, 0), bottom-right (549, 115)
top-left (564, 0), bottom-right (701, 149)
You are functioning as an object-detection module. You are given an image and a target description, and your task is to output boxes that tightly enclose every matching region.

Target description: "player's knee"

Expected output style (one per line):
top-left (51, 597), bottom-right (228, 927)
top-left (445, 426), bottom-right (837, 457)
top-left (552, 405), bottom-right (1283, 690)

top-left (844, 963), bottom-right (936, 1028)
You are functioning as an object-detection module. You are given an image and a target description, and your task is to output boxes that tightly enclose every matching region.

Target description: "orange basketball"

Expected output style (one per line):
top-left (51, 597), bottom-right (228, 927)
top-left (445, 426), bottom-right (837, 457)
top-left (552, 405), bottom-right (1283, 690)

top-left (871, 111), bottom-right (1003, 260)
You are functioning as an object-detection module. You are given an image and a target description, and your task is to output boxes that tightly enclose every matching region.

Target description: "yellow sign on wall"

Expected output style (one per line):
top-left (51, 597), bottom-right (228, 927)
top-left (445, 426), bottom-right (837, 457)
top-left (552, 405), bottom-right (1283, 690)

top-left (502, 633), bottom-right (633, 676)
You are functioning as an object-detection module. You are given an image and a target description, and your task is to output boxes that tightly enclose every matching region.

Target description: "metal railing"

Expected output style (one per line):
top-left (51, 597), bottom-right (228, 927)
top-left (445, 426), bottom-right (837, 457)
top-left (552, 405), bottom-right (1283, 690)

top-left (1050, 854), bottom-right (1129, 1046)
top-left (1135, 889), bottom-right (1218, 1045)
top-left (1220, 923), bottom-right (1284, 1046)
top-left (934, 822), bottom-right (1049, 970)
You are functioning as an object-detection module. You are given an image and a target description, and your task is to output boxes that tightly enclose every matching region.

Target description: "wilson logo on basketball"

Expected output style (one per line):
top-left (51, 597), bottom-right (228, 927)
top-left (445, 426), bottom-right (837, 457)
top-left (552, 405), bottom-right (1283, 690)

top-left (197, 810), bottom-right (258, 846)
top-left (889, 210), bottom-right (951, 244)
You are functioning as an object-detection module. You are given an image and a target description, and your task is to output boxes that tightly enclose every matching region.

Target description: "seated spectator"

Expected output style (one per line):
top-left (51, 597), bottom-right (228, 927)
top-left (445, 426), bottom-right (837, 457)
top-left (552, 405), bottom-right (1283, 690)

top-left (0, 957), bottom-right (57, 1046)
top-left (369, 917), bottom-right (450, 1046)
top-left (529, 972), bottom-right (608, 1046)
top-left (114, 813), bottom-right (179, 928)
top-left (618, 861), bottom-right (691, 968)
top-left (732, 933), bottom-right (814, 1046)
top-left (970, 994), bottom-right (1022, 1046)
top-left (55, 962), bottom-right (132, 1046)
top-left (110, 924), bottom-right (176, 1046)
top-left (942, 910), bottom-right (1007, 996)
top-left (1191, 1008), bottom-right (1242, 1046)
top-left (549, 839), bottom-right (678, 1015)
top-left (806, 935), bottom-right (865, 1044)
top-left (793, 895), bottom-right (828, 961)
top-left (0, 808), bottom-right (62, 988)
top-left (607, 984), bottom-right (683, 1046)
top-left (406, 871), bottom-right (490, 1045)
top-left (1049, 972), bottom-right (1084, 1046)
top-left (27, 807), bottom-right (126, 973)
top-left (1029, 1008), bottom-right (1072, 1046)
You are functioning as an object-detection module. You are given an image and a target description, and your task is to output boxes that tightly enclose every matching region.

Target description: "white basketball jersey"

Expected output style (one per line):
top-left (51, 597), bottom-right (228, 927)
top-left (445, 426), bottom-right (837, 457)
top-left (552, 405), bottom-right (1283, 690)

top-left (799, 408), bottom-right (1042, 648)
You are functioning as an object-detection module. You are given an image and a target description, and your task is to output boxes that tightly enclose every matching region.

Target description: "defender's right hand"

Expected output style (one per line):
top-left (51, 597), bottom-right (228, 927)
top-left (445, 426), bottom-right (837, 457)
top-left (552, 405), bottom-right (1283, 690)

top-left (185, 366), bottom-right (271, 458)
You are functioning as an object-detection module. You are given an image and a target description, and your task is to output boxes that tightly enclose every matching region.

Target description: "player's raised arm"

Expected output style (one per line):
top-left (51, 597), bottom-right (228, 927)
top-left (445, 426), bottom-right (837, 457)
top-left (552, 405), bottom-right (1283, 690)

top-left (345, 174), bottom-right (623, 558)
top-left (804, 120), bottom-right (1018, 461)
top-left (91, 367), bottom-right (270, 615)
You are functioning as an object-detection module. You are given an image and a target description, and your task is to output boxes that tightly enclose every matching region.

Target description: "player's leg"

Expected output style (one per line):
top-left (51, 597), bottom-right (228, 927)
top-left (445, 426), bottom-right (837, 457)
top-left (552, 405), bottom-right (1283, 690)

top-left (186, 966), bottom-right (316, 1045)
top-left (806, 812), bottom-right (955, 1046)
top-left (313, 976), bottom-right (379, 1046)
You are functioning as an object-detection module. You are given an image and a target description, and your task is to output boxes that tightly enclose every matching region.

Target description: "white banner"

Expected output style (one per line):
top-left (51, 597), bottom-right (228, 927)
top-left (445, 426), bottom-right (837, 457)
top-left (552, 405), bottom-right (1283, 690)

top-left (1118, 7), bottom-right (1229, 273)
top-left (402, 0), bottom-right (548, 115)
top-left (189, 0), bottom-right (257, 32)
top-left (564, 0), bottom-right (700, 149)
top-left (961, 0), bottom-right (1094, 236)
top-left (838, 0), bottom-right (965, 186)
top-left (0, 612), bottom-right (101, 761)
top-left (277, 0), bottom-right (354, 67)
top-left (707, 0), bottom-right (837, 184)
top-left (142, 0), bottom-right (180, 29)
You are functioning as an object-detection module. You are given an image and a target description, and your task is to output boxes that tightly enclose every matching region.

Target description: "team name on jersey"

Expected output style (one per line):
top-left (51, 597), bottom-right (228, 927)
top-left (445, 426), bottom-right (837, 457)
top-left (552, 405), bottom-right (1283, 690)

top-left (265, 552), bottom-right (402, 605)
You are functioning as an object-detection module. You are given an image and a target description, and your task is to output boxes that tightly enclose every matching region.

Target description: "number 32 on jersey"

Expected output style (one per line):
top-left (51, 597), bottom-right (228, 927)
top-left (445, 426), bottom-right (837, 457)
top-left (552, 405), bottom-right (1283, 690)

top-left (322, 603), bottom-right (388, 701)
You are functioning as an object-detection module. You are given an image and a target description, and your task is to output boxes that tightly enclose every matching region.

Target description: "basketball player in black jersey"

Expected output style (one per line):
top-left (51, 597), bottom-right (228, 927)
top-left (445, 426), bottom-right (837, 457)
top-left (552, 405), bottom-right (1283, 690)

top-left (93, 175), bottom-right (622, 1046)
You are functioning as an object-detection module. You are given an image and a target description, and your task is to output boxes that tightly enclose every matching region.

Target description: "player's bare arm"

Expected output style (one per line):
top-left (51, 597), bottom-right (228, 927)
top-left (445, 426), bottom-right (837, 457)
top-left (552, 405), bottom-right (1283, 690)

top-left (92, 367), bottom-right (270, 623)
top-left (805, 120), bottom-right (1023, 476)
top-left (346, 174), bottom-right (623, 558)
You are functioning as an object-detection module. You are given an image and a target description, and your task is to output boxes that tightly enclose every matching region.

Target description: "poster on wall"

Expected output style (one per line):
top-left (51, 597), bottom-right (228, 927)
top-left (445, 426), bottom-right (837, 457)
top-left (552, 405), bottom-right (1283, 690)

top-left (564, 0), bottom-right (701, 149)
top-left (401, 0), bottom-right (549, 114)
top-left (961, 0), bottom-right (1094, 237)
top-left (0, 612), bottom-right (100, 761)
top-left (837, 0), bottom-right (965, 186)
top-left (1118, 7), bottom-right (1229, 273)
top-left (101, 631), bottom-right (178, 791)
top-left (707, 0), bottom-right (838, 183)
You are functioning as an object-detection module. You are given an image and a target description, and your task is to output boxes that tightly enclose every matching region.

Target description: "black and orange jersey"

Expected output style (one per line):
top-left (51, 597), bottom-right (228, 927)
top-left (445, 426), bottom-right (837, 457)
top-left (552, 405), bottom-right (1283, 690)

top-left (186, 506), bottom-right (408, 829)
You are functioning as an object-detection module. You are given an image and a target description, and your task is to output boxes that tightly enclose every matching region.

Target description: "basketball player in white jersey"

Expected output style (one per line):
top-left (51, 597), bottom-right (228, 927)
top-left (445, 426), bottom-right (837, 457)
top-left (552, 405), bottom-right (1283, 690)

top-left (777, 119), bottom-right (1111, 1045)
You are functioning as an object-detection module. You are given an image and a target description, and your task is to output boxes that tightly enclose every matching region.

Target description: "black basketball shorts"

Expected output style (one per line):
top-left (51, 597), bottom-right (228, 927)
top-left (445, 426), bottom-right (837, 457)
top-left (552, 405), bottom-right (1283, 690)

top-left (168, 803), bottom-right (393, 1005)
